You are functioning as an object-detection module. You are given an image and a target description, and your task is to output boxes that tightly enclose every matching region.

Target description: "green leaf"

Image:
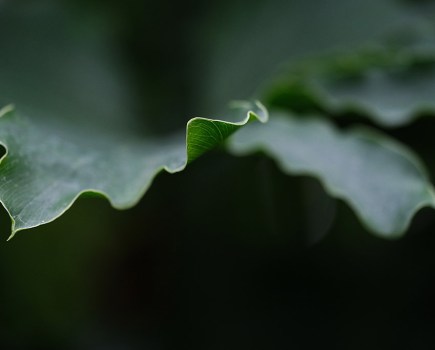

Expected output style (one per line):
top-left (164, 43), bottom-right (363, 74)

top-left (0, 102), bottom-right (267, 239)
top-left (317, 54), bottom-right (435, 127)
top-left (0, 2), bottom-right (268, 238)
top-left (228, 112), bottom-right (435, 237)
top-left (265, 50), bottom-right (435, 127)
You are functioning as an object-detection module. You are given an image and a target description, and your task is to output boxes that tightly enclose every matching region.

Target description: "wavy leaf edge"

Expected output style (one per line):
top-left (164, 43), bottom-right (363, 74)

top-left (0, 101), bottom-right (268, 240)
top-left (228, 111), bottom-right (435, 238)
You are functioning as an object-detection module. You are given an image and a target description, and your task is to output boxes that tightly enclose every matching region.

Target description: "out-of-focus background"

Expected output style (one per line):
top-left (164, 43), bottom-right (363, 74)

top-left (1, 0), bottom-right (435, 349)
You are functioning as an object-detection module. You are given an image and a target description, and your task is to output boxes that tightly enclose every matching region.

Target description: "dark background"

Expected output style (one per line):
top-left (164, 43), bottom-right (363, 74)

top-left (0, 0), bottom-right (435, 349)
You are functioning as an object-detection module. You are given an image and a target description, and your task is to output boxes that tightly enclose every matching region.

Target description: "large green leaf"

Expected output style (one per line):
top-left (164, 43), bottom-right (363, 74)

top-left (0, 102), bottom-right (267, 239)
top-left (265, 51), bottom-right (435, 127)
top-left (228, 112), bottom-right (435, 237)
top-left (0, 2), bottom-right (271, 238)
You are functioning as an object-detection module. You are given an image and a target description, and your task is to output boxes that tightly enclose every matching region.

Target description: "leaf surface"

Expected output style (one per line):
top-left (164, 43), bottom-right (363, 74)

top-left (0, 102), bottom-right (267, 238)
top-left (229, 112), bottom-right (435, 237)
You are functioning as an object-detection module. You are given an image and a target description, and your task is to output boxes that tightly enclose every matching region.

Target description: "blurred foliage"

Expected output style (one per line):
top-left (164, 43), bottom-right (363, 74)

top-left (2, 0), bottom-right (435, 349)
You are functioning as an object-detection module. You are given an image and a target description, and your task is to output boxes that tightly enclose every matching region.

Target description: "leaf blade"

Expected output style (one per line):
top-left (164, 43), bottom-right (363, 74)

top-left (228, 112), bottom-right (435, 237)
top-left (0, 101), bottom-right (267, 239)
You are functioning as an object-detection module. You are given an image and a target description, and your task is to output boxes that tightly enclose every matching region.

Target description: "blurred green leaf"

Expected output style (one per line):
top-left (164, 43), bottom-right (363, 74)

top-left (0, 102), bottom-right (267, 239)
top-left (228, 112), bottom-right (435, 237)
top-left (265, 51), bottom-right (435, 127)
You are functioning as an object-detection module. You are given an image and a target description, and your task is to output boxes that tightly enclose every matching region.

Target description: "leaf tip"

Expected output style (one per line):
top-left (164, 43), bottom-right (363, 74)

top-left (6, 230), bottom-right (16, 242)
top-left (252, 100), bottom-right (269, 123)
top-left (229, 100), bottom-right (269, 123)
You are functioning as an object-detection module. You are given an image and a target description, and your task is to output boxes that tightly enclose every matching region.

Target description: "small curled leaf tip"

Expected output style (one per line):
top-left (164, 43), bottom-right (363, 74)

top-left (228, 100), bottom-right (268, 123)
